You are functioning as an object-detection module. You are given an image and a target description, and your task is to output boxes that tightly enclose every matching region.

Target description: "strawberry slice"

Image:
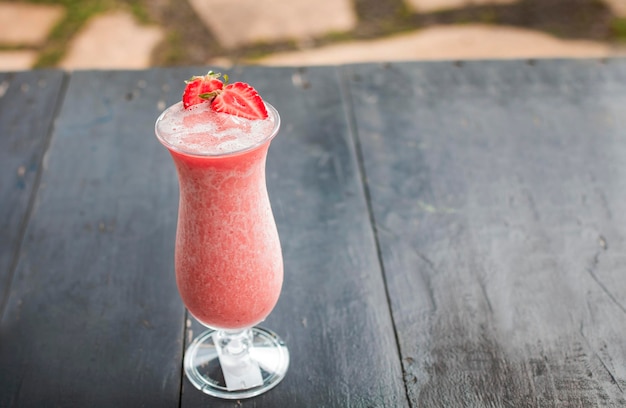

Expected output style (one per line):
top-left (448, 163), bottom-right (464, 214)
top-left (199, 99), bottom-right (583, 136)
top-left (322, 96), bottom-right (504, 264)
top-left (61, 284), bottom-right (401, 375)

top-left (182, 71), bottom-right (224, 109)
top-left (210, 82), bottom-right (268, 120)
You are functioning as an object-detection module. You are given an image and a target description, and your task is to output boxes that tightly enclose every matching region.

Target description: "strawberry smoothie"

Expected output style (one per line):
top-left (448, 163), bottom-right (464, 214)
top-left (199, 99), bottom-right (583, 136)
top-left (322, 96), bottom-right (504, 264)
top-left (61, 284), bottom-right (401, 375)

top-left (155, 101), bottom-right (282, 330)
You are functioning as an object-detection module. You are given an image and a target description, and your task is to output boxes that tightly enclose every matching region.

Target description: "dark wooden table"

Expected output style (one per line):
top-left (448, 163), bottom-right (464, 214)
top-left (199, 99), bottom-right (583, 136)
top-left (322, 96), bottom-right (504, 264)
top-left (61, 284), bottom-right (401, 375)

top-left (1, 59), bottom-right (626, 407)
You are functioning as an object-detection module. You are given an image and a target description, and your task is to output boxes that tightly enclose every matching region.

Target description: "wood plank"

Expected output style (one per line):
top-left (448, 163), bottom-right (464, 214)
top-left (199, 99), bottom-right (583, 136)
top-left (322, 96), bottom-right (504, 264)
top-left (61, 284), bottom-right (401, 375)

top-left (0, 70), bottom-right (187, 407)
top-left (346, 59), bottom-right (626, 406)
top-left (179, 66), bottom-right (409, 407)
top-left (0, 70), bottom-right (65, 314)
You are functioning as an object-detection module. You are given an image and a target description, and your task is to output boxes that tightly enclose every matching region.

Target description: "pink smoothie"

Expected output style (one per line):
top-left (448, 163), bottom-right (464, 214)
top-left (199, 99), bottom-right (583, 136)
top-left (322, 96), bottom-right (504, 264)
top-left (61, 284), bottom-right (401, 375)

top-left (155, 101), bottom-right (283, 330)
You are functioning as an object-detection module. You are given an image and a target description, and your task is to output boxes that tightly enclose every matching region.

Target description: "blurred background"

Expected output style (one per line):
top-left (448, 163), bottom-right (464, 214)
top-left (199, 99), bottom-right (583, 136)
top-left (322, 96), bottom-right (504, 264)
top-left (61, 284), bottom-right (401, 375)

top-left (1, 0), bottom-right (625, 71)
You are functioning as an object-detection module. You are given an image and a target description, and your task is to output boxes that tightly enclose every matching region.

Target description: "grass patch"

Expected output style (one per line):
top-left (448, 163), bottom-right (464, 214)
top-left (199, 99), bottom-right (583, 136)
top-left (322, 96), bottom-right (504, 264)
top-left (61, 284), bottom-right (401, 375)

top-left (611, 17), bottom-right (626, 41)
top-left (161, 30), bottom-right (185, 65)
top-left (0, 44), bottom-right (33, 51)
top-left (34, 0), bottom-right (113, 67)
top-left (239, 40), bottom-right (295, 62)
top-left (323, 30), bottom-right (355, 43)
top-left (479, 10), bottom-right (497, 24)
top-left (125, 0), bottom-right (152, 24)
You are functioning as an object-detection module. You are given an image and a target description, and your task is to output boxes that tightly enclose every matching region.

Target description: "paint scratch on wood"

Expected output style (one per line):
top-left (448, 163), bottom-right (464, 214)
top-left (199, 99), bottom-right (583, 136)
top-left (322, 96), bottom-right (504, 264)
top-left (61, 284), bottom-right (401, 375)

top-left (417, 200), bottom-right (456, 214)
top-left (579, 322), bottom-right (624, 393)
top-left (586, 236), bottom-right (626, 315)
top-left (0, 80), bottom-right (8, 98)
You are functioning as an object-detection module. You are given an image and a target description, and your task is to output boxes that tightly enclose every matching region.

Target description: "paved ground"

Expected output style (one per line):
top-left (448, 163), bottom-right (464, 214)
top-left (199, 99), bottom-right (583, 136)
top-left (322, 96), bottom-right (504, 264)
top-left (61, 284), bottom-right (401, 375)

top-left (0, 3), bottom-right (64, 70)
top-left (0, 0), bottom-right (625, 71)
top-left (59, 11), bottom-right (163, 69)
top-left (188, 0), bottom-right (357, 49)
top-left (253, 24), bottom-right (612, 66)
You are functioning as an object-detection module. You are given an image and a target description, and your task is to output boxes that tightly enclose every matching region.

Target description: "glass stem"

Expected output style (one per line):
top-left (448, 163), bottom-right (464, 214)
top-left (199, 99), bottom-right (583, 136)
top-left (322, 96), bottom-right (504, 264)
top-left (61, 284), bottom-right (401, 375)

top-left (214, 329), bottom-right (263, 390)
top-left (215, 329), bottom-right (253, 361)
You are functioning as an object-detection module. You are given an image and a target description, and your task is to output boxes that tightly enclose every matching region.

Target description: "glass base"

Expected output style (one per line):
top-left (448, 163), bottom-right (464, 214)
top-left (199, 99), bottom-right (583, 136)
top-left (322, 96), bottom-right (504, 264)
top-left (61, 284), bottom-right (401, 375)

top-left (184, 326), bottom-right (289, 399)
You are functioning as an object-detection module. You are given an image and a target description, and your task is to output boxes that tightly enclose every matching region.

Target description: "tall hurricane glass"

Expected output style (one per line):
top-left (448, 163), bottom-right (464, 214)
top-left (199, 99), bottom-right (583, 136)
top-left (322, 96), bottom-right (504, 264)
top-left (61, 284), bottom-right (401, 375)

top-left (155, 101), bottom-right (288, 399)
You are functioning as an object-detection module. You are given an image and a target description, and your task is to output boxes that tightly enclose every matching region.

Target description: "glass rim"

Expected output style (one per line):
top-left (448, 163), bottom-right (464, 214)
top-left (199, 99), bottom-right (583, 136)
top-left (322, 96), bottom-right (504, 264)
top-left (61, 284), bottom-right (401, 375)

top-left (155, 101), bottom-right (280, 158)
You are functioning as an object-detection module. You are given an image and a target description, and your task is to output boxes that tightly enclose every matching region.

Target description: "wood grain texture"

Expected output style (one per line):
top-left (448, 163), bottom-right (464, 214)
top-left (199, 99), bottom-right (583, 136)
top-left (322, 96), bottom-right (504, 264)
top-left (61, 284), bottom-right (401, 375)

top-left (179, 66), bottom-right (408, 407)
top-left (346, 59), bottom-right (626, 407)
top-left (0, 70), bottom-right (186, 407)
top-left (0, 70), bottom-right (65, 314)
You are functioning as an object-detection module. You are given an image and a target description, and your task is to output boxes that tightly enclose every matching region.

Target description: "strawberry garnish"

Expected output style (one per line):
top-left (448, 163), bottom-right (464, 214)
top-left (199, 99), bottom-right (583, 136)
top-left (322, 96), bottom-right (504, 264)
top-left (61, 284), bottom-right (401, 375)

top-left (209, 82), bottom-right (268, 120)
top-left (182, 72), bottom-right (268, 120)
top-left (182, 71), bottom-right (224, 109)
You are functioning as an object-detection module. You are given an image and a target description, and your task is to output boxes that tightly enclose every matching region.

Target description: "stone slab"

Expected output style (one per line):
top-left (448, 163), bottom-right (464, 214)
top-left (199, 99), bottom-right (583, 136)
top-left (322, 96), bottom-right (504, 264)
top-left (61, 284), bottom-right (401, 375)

top-left (0, 51), bottom-right (37, 71)
top-left (405, 0), bottom-right (519, 13)
top-left (601, 0), bottom-right (626, 17)
top-left (252, 25), bottom-right (611, 66)
top-left (59, 11), bottom-right (164, 69)
top-left (187, 0), bottom-right (357, 49)
top-left (0, 3), bottom-right (64, 46)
